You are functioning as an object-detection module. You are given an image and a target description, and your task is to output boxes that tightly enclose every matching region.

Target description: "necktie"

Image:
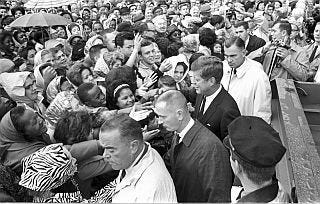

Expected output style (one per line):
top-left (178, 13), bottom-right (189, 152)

top-left (309, 45), bottom-right (318, 63)
top-left (175, 133), bottom-right (181, 145)
top-left (199, 96), bottom-right (206, 118)
top-left (120, 170), bottom-right (126, 182)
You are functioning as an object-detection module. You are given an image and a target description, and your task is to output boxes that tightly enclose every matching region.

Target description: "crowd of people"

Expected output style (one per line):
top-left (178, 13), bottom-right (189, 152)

top-left (0, 0), bottom-right (319, 202)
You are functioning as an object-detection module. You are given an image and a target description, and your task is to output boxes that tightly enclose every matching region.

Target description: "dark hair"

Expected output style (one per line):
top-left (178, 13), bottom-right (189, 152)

top-left (11, 6), bottom-right (25, 17)
top-left (191, 56), bottom-right (223, 83)
top-left (189, 52), bottom-right (204, 66)
top-left (140, 38), bottom-right (153, 49)
top-left (18, 46), bottom-right (35, 60)
top-left (231, 151), bottom-right (275, 185)
top-left (54, 111), bottom-right (92, 145)
top-left (167, 41), bottom-right (183, 58)
top-left (101, 113), bottom-right (143, 142)
top-left (115, 31), bottom-right (134, 47)
top-left (107, 79), bottom-right (134, 110)
top-left (92, 21), bottom-right (103, 29)
top-left (60, 11), bottom-right (74, 22)
top-left (66, 62), bottom-right (90, 87)
top-left (234, 21), bottom-right (249, 30)
top-left (117, 21), bottom-right (133, 32)
top-left (77, 82), bottom-right (96, 104)
top-left (274, 0), bottom-right (282, 7)
top-left (29, 30), bottom-right (49, 44)
top-left (158, 75), bottom-right (177, 88)
top-left (176, 62), bottom-right (188, 73)
top-left (210, 15), bottom-right (224, 26)
top-left (225, 36), bottom-right (245, 49)
top-left (198, 27), bottom-right (216, 48)
top-left (0, 30), bottom-right (12, 44)
top-left (10, 106), bottom-right (26, 133)
top-left (68, 22), bottom-right (80, 32)
top-left (89, 44), bottom-right (105, 61)
top-left (274, 20), bottom-right (292, 36)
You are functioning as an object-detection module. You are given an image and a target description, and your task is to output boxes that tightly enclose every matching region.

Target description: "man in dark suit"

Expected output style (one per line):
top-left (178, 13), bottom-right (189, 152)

top-left (235, 21), bottom-right (266, 63)
top-left (190, 56), bottom-right (240, 141)
top-left (154, 90), bottom-right (233, 202)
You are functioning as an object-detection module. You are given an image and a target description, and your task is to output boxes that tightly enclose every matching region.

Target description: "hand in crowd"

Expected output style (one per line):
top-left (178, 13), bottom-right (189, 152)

top-left (133, 33), bottom-right (143, 52)
top-left (275, 47), bottom-right (290, 59)
top-left (135, 101), bottom-right (154, 111)
top-left (42, 65), bottom-right (57, 86)
top-left (143, 72), bottom-right (158, 88)
top-left (159, 60), bottom-right (172, 73)
top-left (129, 103), bottom-right (152, 121)
top-left (142, 125), bottom-right (160, 141)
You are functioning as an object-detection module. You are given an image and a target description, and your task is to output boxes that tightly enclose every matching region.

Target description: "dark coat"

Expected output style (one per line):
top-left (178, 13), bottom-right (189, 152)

top-left (194, 87), bottom-right (241, 141)
top-left (169, 120), bottom-right (233, 202)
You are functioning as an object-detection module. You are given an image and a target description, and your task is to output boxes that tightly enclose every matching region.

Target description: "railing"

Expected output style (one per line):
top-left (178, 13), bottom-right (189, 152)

top-left (271, 78), bottom-right (320, 202)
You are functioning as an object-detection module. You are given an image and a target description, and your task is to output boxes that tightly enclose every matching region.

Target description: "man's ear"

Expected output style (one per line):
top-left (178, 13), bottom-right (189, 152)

top-left (208, 76), bottom-right (217, 86)
top-left (176, 109), bottom-right (184, 121)
top-left (130, 139), bottom-right (140, 155)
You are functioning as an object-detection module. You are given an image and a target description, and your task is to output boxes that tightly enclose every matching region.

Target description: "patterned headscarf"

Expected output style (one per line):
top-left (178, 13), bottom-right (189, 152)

top-left (19, 144), bottom-right (77, 192)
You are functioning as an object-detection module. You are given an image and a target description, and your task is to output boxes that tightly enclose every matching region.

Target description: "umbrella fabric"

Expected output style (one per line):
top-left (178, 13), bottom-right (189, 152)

top-left (25, 0), bottom-right (76, 9)
top-left (10, 13), bottom-right (70, 27)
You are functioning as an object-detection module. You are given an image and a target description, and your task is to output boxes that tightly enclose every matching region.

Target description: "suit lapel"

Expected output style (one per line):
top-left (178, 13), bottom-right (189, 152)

top-left (195, 94), bottom-right (203, 118)
top-left (199, 88), bottom-right (226, 122)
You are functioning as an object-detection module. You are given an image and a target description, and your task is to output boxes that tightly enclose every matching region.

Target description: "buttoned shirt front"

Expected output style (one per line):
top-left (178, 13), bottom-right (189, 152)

top-left (221, 58), bottom-right (272, 123)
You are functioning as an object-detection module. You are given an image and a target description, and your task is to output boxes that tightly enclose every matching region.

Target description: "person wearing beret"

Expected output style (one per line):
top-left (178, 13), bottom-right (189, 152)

top-left (224, 116), bottom-right (291, 203)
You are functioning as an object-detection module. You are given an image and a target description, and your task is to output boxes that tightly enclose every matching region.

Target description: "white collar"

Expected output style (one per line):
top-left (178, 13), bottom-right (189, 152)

top-left (177, 118), bottom-right (195, 143)
top-left (205, 85), bottom-right (222, 102)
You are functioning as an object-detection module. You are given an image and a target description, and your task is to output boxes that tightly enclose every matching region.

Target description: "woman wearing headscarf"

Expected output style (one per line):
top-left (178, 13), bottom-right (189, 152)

top-left (33, 62), bottom-right (57, 95)
top-left (0, 72), bottom-right (46, 115)
top-left (0, 106), bottom-right (105, 179)
top-left (46, 76), bottom-right (74, 103)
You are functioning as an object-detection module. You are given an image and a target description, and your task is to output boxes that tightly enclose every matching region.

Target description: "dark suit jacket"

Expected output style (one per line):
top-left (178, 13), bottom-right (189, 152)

top-left (194, 87), bottom-right (241, 141)
top-left (169, 120), bottom-right (233, 202)
top-left (246, 35), bottom-right (266, 55)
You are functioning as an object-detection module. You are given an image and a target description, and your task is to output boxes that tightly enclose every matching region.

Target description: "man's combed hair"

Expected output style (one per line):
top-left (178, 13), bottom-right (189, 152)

top-left (101, 114), bottom-right (143, 142)
top-left (234, 21), bottom-right (249, 30)
top-left (115, 31), bottom-right (134, 48)
top-left (224, 36), bottom-right (245, 49)
top-left (77, 82), bottom-right (96, 104)
top-left (274, 20), bottom-right (292, 36)
top-left (190, 56), bottom-right (223, 83)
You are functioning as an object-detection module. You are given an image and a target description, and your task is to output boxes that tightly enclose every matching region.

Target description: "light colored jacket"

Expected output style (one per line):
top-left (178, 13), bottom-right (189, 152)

top-left (112, 143), bottom-right (177, 203)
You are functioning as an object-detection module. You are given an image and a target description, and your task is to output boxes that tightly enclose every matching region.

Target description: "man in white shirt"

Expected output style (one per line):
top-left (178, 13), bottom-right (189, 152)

top-left (221, 36), bottom-right (271, 123)
top-left (99, 114), bottom-right (177, 203)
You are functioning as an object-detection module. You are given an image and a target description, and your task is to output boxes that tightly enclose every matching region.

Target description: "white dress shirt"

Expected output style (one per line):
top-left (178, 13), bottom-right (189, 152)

top-left (203, 85), bottom-right (222, 114)
top-left (177, 118), bottom-right (195, 144)
top-left (221, 58), bottom-right (272, 124)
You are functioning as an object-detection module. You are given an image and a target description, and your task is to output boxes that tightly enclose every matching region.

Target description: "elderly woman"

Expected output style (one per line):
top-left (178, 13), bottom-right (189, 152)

top-left (46, 76), bottom-right (74, 103)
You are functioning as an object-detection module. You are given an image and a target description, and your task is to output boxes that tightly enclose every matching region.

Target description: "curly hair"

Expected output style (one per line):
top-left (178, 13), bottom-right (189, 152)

top-left (53, 111), bottom-right (93, 145)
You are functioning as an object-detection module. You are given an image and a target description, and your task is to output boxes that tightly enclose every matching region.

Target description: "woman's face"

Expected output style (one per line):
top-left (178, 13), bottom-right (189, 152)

top-left (109, 20), bottom-right (116, 30)
top-left (213, 43), bottom-right (222, 54)
top-left (15, 10), bottom-right (23, 19)
top-left (81, 69), bottom-right (94, 83)
top-left (291, 25), bottom-right (299, 39)
top-left (24, 75), bottom-right (38, 101)
top-left (173, 65), bottom-right (185, 82)
top-left (83, 25), bottom-right (92, 35)
top-left (116, 88), bottom-right (135, 109)
top-left (76, 19), bottom-right (83, 25)
top-left (57, 26), bottom-right (67, 39)
top-left (170, 30), bottom-right (181, 42)
top-left (93, 23), bottom-right (103, 35)
top-left (17, 32), bottom-right (27, 44)
top-left (27, 49), bottom-right (36, 65)
top-left (71, 26), bottom-right (80, 35)
top-left (112, 59), bottom-right (122, 69)
top-left (258, 2), bottom-right (264, 11)
top-left (3, 36), bottom-right (14, 51)
top-left (63, 14), bottom-right (72, 22)
top-left (145, 9), bottom-right (153, 21)
top-left (20, 110), bottom-right (47, 138)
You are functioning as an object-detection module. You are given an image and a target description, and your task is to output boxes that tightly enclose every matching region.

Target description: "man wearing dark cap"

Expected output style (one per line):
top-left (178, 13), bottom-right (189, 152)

top-left (224, 116), bottom-right (291, 202)
top-left (120, 7), bottom-right (131, 22)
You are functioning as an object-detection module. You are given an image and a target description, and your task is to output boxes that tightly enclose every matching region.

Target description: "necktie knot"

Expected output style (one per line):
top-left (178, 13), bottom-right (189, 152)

top-left (175, 132), bottom-right (181, 145)
top-left (120, 170), bottom-right (126, 181)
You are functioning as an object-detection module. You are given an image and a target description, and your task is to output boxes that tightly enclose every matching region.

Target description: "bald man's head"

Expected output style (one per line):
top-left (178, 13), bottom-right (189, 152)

top-left (156, 90), bottom-right (188, 111)
top-left (154, 90), bottom-right (190, 132)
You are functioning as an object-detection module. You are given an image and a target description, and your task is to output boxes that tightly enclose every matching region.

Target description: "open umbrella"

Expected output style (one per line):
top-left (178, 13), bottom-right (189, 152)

top-left (24, 0), bottom-right (76, 9)
top-left (9, 13), bottom-right (70, 27)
